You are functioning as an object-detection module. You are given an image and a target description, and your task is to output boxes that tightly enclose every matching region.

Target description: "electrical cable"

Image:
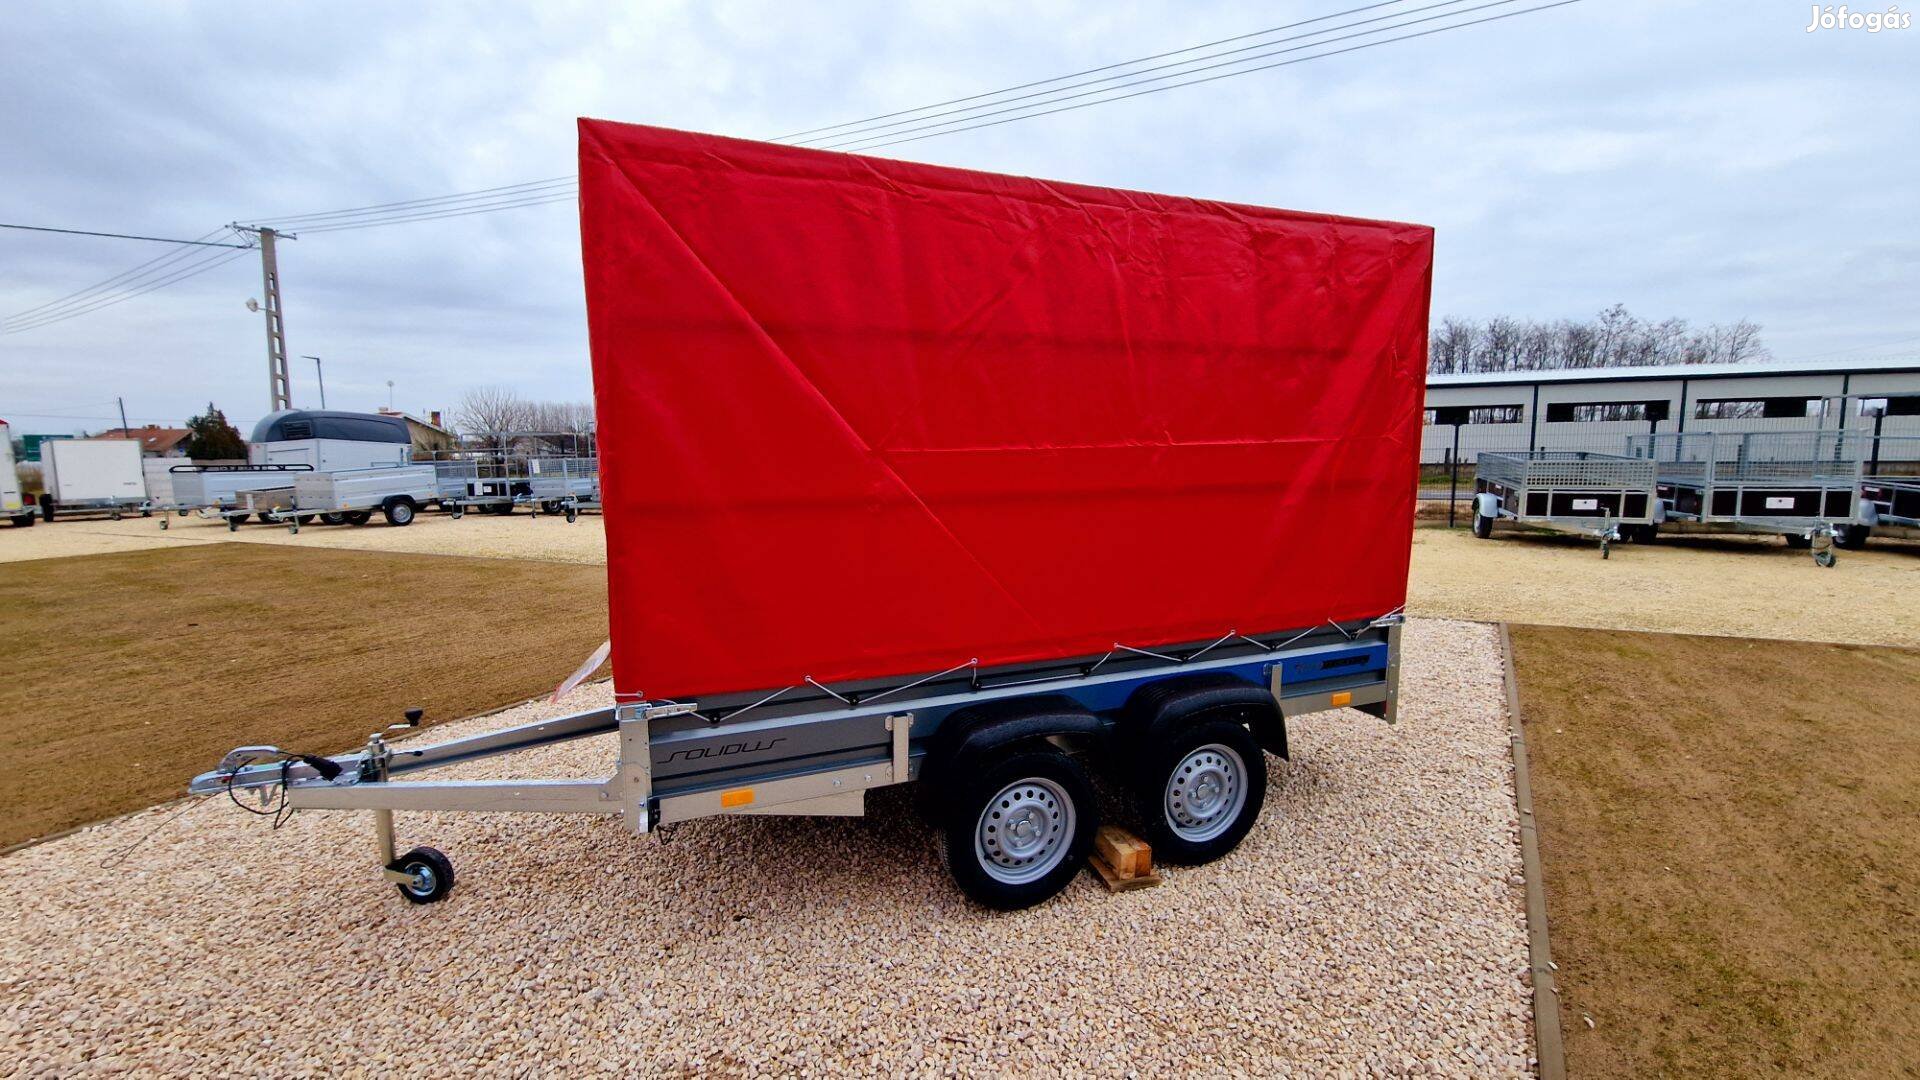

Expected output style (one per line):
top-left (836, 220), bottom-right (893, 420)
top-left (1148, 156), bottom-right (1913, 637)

top-left (800, 0), bottom-right (1486, 147)
top-left (0, 223), bottom-right (252, 248)
top-left (772, 0), bottom-right (1425, 141)
top-left (844, 0), bottom-right (1585, 152)
top-left (3, 246), bottom-right (252, 334)
top-left (241, 174), bottom-right (577, 227)
top-left (829, 0), bottom-right (1570, 152)
top-left (3, 227), bottom-right (243, 326)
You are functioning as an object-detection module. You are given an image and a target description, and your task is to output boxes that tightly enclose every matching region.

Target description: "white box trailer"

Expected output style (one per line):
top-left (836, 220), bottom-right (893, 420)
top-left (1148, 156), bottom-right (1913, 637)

top-left (40, 438), bottom-right (149, 520)
top-left (1, 419), bottom-right (37, 527)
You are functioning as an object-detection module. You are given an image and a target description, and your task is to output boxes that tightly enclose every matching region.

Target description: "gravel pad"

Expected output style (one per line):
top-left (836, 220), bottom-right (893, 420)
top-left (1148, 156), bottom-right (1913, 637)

top-left (0, 618), bottom-right (1530, 1075)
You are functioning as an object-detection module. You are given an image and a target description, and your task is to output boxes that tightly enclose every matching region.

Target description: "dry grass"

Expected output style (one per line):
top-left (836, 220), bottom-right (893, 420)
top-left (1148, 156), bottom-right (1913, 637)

top-left (1511, 625), bottom-right (1920, 1078)
top-left (0, 544), bottom-right (608, 848)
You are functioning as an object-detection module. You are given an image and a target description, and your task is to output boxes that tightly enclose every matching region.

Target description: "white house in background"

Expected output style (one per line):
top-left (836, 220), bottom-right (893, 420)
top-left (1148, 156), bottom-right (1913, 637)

top-left (1422, 356), bottom-right (1920, 464)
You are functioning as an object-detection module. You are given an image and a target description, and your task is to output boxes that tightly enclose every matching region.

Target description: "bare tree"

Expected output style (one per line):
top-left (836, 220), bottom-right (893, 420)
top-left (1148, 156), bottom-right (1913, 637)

top-left (1429, 306), bottom-right (1772, 374)
top-left (455, 386), bottom-right (531, 446)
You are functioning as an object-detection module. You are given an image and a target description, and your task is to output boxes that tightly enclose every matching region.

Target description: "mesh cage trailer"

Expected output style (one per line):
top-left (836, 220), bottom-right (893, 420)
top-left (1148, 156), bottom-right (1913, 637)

top-left (1470, 451), bottom-right (1659, 556)
top-left (1626, 431), bottom-right (1865, 564)
top-left (189, 121), bottom-right (1432, 911)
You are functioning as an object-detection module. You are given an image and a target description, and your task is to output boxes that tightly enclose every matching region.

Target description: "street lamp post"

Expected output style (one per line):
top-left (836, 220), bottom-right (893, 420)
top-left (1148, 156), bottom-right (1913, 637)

top-left (301, 356), bottom-right (326, 408)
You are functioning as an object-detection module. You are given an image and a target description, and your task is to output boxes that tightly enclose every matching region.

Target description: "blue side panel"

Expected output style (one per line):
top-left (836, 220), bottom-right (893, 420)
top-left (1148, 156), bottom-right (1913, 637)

top-left (1052, 644), bottom-right (1386, 715)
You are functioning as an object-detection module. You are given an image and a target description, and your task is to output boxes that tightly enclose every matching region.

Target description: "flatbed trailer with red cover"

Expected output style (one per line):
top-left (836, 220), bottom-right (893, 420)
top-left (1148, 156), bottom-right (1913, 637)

top-left (192, 121), bottom-right (1432, 910)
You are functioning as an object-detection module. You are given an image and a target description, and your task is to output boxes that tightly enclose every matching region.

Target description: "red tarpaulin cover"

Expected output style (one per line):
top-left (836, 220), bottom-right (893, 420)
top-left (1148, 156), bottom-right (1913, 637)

top-left (579, 119), bottom-right (1432, 701)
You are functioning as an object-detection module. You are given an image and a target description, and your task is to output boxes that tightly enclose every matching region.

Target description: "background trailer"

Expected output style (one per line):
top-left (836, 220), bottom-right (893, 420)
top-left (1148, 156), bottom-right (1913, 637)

top-left (196, 121), bottom-right (1433, 910)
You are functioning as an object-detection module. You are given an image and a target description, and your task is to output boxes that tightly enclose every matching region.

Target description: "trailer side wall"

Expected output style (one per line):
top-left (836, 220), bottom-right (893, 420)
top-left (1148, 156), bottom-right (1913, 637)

top-left (579, 120), bottom-right (1432, 699)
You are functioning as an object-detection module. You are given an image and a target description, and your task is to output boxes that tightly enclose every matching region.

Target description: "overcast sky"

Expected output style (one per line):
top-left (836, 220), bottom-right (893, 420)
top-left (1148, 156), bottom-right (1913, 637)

top-left (2, 0), bottom-right (1914, 434)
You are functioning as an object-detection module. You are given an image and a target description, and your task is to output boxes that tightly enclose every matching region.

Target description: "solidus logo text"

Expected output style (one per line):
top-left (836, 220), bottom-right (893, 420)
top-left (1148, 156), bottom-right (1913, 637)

top-left (659, 737), bottom-right (787, 764)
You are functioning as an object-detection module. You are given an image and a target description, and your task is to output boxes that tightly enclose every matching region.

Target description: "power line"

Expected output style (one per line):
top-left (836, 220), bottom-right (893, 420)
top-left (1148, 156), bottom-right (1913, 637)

top-left (3, 246), bottom-right (252, 334)
top-left (0, 223), bottom-right (253, 248)
top-left (829, 0), bottom-right (1563, 152)
top-left (802, 0), bottom-right (1485, 147)
top-left (843, 0), bottom-right (1584, 153)
top-left (772, 0), bottom-right (1426, 141)
top-left (242, 174), bottom-right (576, 227)
top-left (291, 192), bottom-right (581, 234)
top-left (3, 227), bottom-right (245, 326)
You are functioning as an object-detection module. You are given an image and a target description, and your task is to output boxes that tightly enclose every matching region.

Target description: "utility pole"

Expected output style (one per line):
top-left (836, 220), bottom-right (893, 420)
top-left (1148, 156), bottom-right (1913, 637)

top-left (232, 224), bottom-right (295, 414)
top-left (117, 396), bottom-right (129, 433)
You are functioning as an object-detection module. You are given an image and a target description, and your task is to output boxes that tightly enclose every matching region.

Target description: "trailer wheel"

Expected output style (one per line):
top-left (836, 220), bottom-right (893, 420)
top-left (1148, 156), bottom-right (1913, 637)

top-left (388, 846), bottom-right (455, 904)
top-left (1784, 533), bottom-right (1813, 549)
top-left (1135, 716), bottom-right (1266, 865)
top-left (10, 513), bottom-right (34, 528)
top-left (382, 498), bottom-right (417, 526)
top-left (321, 512), bottom-right (348, 526)
top-left (449, 505), bottom-right (464, 520)
top-left (1471, 512), bottom-right (1493, 539)
top-left (942, 748), bottom-right (1096, 910)
top-left (566, 506), bottom-right (578, 524)
top-left (344, 510), bottom-right (373, 526)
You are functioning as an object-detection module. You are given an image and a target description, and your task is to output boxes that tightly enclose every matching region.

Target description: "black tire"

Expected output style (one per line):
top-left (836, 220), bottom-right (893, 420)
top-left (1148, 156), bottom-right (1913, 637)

top-left (321, 512), bottom-right (348, 526)
top-left (1471, 512), bottom-right (1493, 539)
top-left (566, 507), bottom-right (578, 524)
top-left (450, 506), bottom-right (464, 520)
top-left (388, 846), bottom-right (455, 904)
top-left (295, 515), bottom-right (316, 526)
top-left (540, 500), bottom-right (562, 515)
top-left (383, 498), bottom-right (417, 526)
top-left (1133, 716), bottom-right (1267, 865)
top-left (344, 510), bottom-right (373, 526)
top-left (1784, 533), bottom-right (1812, 549)
top-left (140, 508), bottom-right (151, 518)
top-left (941, 748), bottom-right (1097, 911)
top-left (1833, 524), bottom-right (1870, 550)
top-left (10, 513), bottom-right (33, 528)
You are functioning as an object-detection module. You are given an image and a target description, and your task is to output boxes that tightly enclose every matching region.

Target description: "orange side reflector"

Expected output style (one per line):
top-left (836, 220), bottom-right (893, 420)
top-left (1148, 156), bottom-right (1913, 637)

top-left (720, 788), bottom-right (755, 809)
top-left (1330, 691), bottom-right (1353, 707)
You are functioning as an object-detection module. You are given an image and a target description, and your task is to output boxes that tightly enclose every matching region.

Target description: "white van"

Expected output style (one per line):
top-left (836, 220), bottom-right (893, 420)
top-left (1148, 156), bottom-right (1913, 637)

top-left (1, 419), bottom-right (36, 527)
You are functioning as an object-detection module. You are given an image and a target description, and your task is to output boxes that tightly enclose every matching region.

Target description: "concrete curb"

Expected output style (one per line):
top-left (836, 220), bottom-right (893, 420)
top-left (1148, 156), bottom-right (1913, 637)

top-left (1500, 622), bottom-right (1567, 1080)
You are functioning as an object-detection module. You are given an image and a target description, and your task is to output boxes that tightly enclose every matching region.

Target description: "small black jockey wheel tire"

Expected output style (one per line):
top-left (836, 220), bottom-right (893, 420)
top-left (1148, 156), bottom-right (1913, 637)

top-left (1472, 512), bottom-right (1493, 539)
top-left (942, 748), bottom-right (1097, 911)
top-left (1134, 716), bottom-right (1268, 866)
top-left (388, 845), bottom-right (455, 904)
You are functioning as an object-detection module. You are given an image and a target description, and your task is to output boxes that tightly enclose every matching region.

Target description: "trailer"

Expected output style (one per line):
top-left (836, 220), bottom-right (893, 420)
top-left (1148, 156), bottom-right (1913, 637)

top-left (266, 464), bottom-right (438, 532)
top-left (159, 463), bottom-right (314, 528)
top-left (1857, 474), bottom-right (1920, 534)
top-left (528, 456), bottom-right (599, 521)
top-left (38, 438), bottom-right (149, 521)
top-left (1, 419), bottom-right (37, 527)
top-left (189, 121), bottom-right (1432, 910)
top-left (1469, 451), bottom-right (1659, 557)
top-left (1627, 431), bottom-right (1862, 565)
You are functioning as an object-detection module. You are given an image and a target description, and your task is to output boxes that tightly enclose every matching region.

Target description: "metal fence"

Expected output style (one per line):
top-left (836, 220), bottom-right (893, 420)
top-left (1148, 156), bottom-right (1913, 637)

top-left (1422, 428), bottom-right (1920, 525)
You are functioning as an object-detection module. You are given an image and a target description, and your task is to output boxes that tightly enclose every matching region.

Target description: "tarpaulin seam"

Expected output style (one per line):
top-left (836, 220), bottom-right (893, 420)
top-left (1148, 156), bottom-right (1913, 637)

top-left (593, 146), bottom-right (1054, 640)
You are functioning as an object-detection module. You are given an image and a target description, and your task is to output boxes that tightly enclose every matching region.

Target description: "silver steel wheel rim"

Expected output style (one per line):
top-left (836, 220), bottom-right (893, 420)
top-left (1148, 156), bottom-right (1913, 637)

top-left (974, 777), bottom-right (1075, 885)
top-left (406, 864), bottom-right (436, 896)
top-left (1164, 743), bottom-right (1248, 843)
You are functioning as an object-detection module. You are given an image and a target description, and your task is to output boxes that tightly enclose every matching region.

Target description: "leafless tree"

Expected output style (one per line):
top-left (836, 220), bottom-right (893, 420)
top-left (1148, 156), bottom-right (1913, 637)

top-left (1429, 306), bottom-right (1773, 374)
top-left (455, 386), bottom-right (531, 446)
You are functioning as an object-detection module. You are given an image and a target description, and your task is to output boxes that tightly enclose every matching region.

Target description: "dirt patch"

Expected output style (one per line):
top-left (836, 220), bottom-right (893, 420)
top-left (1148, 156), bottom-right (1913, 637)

top-left (1412, 524), bottom-right (1920, 647)
top-left (0, 544), bottom-right (608, 848)
top-left (1510, 624), bottom-right (1920, 1078)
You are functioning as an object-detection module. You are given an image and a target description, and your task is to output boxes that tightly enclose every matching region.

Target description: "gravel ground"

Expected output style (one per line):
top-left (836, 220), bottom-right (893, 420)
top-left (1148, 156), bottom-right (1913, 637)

top-left (0, 511), bottom-right (606, 565)
top-left (11, 516), bottom-right (1915, 648)
top-left (1408, 526), bottom-right (1920, 647)
top-left (0, 619), bottom-right (1530, 1076)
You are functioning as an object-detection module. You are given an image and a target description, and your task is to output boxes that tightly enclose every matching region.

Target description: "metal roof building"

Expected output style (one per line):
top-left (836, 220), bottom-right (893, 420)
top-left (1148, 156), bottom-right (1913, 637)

top-left (1422, 356), bottom-right (1920, 463)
